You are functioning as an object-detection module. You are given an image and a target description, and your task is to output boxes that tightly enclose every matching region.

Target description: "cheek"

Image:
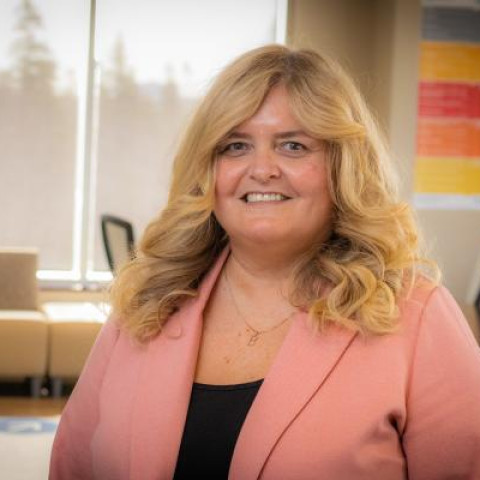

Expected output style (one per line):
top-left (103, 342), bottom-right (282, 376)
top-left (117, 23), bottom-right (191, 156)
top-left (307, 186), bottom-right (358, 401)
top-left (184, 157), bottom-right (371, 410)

top-left (290, 161), bottom-right (330, 199)
top-left (214, 161), bottom-right (242, 197)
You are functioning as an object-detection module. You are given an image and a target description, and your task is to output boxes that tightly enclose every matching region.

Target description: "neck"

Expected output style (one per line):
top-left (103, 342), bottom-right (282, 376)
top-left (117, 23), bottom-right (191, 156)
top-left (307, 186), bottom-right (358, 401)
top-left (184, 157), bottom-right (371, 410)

top-left (224, 241), bottom-right (307, 304)
top-left (222, 256), bottom-right (294, 332)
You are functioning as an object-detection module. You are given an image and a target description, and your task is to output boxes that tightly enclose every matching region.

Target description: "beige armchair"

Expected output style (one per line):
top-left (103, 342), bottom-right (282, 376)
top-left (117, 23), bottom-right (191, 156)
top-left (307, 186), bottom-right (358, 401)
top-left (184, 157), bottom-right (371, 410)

top-left (0, 248), bottom-right (48, 397)
top-left (45, 302), bottom-right (106, 397)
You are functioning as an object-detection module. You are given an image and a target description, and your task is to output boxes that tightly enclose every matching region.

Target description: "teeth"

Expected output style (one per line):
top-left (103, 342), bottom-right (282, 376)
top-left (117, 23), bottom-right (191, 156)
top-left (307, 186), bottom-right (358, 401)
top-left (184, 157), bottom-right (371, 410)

top-left (245, 193), bottom-right (287, 203)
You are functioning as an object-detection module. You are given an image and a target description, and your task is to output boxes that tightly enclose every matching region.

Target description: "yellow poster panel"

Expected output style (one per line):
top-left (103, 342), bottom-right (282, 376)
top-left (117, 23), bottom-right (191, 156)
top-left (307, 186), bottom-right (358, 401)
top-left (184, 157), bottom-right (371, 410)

top-left (415, 157), bottom-right (480, 194)
top-left (420, 42), bottom-right (480, 81)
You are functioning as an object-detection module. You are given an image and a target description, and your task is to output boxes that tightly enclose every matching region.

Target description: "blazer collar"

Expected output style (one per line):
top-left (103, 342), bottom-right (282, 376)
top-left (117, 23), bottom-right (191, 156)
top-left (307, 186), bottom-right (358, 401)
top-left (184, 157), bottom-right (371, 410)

top-left (128, 247), bottom-right (358, 480)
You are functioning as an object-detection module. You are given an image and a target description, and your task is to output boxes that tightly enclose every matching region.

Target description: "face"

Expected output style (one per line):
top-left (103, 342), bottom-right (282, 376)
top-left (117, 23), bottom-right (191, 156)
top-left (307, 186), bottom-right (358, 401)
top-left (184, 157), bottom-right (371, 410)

top-left (214, 85), bottom-right (333, 254)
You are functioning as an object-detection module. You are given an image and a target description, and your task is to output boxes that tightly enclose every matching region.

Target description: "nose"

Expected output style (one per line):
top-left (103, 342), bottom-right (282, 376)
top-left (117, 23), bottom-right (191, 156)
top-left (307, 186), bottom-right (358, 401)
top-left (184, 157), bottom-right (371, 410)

top-left (248, 147), bottom-right (281, 183)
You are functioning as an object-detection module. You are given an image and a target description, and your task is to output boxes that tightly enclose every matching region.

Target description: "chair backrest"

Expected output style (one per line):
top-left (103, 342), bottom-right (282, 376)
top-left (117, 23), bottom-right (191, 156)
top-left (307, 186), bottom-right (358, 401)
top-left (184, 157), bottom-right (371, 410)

top-left (475, 290), bottom-right (480, 319)
top-left (468, 253), bottom-right (480, 319)
top-left (0, 248), bottom-right (39, 310)
top-left (101, 215), bottom-right (135, 274)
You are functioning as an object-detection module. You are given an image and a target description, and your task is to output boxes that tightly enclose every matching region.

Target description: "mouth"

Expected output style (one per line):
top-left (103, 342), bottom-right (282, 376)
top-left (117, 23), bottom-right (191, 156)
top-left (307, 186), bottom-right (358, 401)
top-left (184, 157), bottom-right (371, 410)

top-left (241, 192), bottom-right (292, 203)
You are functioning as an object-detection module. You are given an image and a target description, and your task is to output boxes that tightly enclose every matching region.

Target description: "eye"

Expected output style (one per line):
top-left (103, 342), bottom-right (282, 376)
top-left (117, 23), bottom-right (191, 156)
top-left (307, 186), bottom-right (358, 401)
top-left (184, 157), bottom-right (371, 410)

top-left (279, 141), bottom-right (308, 156)
top-left (284, 141), bottom-right (304, 150)
top-left (218, 141), bottom-right (250, 157)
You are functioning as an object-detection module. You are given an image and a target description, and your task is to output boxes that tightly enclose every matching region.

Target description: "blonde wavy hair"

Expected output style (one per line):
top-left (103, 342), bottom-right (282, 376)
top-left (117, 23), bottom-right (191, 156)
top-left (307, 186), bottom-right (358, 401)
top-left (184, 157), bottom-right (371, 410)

top-left (110, 44), bottom-right (439, 342)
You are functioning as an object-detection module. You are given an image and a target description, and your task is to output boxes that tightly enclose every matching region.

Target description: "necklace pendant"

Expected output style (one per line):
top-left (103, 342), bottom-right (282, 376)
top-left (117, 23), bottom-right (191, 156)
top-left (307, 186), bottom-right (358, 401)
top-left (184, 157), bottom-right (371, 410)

top-left (248, 332), bottom-right (260, 346)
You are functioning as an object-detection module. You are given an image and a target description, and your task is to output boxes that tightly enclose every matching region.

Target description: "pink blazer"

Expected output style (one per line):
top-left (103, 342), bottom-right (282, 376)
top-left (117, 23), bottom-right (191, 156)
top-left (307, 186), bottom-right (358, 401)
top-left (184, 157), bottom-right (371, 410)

top-left (50, 249), bottom-right (480, 479)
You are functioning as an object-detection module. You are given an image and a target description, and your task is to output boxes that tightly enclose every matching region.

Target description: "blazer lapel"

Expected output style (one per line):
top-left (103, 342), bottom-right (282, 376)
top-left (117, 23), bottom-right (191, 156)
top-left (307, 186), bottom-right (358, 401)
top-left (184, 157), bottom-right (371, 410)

top-left (229, 315), bottom-right (358, 480)
top-left (129, 248), bottom-right (230, 480)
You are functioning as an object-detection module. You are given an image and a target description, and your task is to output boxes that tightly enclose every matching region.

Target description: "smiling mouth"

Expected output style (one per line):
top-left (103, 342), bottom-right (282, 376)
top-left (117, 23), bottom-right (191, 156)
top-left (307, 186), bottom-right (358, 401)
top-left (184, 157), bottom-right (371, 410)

top-left (241, 192), bottom-right (291, 203)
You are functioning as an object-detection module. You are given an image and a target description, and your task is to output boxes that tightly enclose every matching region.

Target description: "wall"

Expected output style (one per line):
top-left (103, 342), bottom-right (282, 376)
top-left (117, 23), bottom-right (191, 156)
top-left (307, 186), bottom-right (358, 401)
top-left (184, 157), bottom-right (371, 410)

top-left (389, 0), bottom-right (480, 301)
top-left (287, 0), bottom-right (378, 108)
top-left (287, 0), bottom-right (480, 300)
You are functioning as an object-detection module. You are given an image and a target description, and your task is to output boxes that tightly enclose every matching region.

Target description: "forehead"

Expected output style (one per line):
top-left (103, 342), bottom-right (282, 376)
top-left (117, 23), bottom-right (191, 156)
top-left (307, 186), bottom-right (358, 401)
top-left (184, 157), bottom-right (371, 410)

top-left (234, 85), bottom-right (301, 132)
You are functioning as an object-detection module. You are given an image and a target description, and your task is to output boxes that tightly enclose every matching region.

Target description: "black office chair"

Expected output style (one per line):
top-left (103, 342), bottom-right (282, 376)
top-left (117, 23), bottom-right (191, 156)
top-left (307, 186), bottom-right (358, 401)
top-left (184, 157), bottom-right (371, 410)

top-left (475, 289), bottom-right (480, 319)
top-left (101, 215), bottom-right (135, 273)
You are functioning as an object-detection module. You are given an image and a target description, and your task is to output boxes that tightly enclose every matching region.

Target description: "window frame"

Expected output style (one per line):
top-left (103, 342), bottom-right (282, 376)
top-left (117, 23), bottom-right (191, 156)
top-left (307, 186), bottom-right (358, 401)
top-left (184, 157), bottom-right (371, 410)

top-left (37, 0), bottom-right (289, 290)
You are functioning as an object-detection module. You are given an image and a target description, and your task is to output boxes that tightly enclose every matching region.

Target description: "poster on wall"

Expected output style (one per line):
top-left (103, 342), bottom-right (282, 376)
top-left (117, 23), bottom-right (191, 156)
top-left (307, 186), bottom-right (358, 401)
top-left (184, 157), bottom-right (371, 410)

top-left (414, 0), bottom-right (480, 209)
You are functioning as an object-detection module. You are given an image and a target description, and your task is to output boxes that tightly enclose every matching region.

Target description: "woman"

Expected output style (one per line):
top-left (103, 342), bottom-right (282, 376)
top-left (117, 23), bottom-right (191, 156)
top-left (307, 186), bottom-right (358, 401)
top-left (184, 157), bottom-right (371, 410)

top-left (50, 45), bottom-right (480, 479)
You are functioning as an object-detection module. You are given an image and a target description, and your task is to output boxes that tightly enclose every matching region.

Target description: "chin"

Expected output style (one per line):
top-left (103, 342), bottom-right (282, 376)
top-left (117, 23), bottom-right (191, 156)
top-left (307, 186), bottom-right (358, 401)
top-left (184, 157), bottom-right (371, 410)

top-left (239, 229), bottom-right (300, 247)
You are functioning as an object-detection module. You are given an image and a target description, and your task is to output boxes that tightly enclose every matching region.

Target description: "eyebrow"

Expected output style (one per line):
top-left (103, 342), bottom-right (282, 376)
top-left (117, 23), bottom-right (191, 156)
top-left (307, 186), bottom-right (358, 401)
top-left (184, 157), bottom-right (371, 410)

top-left (225, 130), bottom-right (312, 140)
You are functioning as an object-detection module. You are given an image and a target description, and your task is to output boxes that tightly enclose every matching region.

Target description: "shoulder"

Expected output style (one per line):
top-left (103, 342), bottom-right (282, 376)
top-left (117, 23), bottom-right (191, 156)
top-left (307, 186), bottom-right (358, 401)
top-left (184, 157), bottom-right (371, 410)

top-left (394, 278), bottom-right (480, 389)
top-left (398, 278), bottom-right (478, 348)
top-left (96, 315), bottom-right (123, 351)
top-left (82, 315), bottom-right (148, 379)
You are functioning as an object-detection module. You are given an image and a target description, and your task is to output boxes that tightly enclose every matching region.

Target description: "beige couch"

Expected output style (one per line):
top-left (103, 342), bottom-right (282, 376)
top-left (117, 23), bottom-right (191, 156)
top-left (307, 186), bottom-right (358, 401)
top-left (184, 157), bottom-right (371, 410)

top-left (44, 302), bottom-right (107, 397)
top-left (0, 248), bottom-right (48, 397)
top-left (0, 249), bottom-right (108, 397)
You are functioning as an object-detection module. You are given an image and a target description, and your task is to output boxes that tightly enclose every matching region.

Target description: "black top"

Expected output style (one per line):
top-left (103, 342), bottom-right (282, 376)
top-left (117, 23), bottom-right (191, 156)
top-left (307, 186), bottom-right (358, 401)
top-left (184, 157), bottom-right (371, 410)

top-left (173, 379), bottom-right (264, 480)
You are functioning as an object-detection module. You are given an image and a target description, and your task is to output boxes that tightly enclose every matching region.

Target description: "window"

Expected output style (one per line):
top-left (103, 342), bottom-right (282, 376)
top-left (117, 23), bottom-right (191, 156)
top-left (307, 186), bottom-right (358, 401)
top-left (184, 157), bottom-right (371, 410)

top-left (0, 0), bottom-right (287, 287)
top-left (0, 0), bottom-right (89, 275)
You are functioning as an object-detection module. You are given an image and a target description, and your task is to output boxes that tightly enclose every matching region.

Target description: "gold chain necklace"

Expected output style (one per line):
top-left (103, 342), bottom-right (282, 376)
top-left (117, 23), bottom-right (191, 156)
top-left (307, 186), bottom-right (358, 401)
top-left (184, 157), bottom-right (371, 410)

top-left (224, 268), bottom-right (295, 346)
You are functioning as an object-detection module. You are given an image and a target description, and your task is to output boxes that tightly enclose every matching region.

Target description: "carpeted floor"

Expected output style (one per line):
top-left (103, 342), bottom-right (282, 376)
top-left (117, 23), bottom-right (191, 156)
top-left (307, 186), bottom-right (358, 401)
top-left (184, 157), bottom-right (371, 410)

top-left (0, 416), bottom-right (59, 480)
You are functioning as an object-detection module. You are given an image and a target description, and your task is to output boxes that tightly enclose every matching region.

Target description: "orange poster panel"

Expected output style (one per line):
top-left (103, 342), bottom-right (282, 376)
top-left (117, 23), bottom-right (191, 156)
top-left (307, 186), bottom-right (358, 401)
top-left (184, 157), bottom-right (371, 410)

top-left (415, 157), bottom-right (480, 194)
top-left (416, 120), bottom-right (480, 157)
top-left (420, 42), bottom-right (480, 81)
